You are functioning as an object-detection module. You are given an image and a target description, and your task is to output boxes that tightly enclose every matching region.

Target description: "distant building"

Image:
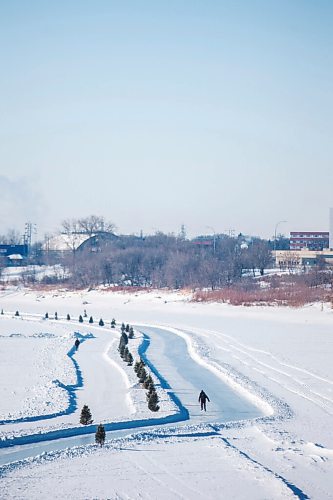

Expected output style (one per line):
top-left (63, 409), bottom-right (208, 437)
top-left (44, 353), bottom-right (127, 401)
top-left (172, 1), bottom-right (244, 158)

top-left (289, 232), bottom-right (329, 251)
top-left (330, 208), bottom-right (333, 249)
top-left (275, 249), bottom-right (333, 269)
top-left (77, 232), bottom-right (119, 252)
top-left (192, 236), bottom-right (214, 247)
top-left (0, 244), bottom-right (28, 266)
top-left (42, 232), bottom-right (119, 255)
top-left (7, 254), bottom-right (24, 266)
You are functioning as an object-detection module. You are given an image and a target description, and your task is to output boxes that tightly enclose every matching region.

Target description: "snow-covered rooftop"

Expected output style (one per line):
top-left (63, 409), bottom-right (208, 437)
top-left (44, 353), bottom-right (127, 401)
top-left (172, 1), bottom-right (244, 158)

top-left (7, 254), bottom-right (23, 260)
top-left (43, 233), bottom-right (92, 252)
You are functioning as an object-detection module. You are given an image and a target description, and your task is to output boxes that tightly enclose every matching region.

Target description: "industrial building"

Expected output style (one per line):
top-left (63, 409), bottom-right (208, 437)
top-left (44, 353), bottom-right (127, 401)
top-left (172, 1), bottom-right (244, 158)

top-left (274, 249), bottom-right (333, 269)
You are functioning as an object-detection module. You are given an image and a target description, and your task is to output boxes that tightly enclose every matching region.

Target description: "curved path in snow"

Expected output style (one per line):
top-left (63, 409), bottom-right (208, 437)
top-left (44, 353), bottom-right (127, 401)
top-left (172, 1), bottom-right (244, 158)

top-left (0, 325), bottom-right (311, 499)
top-left (0, 324), bottom-right (263, 464)
top-left (140, 326), bottom-right (261, 424)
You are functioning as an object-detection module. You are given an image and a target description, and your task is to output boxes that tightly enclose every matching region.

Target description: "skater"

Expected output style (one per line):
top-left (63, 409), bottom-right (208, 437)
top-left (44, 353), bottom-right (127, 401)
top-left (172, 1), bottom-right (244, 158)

top-left (74, 338), bottom-right (80, 351)
top-left (198, 390), bottom-right (210, 411)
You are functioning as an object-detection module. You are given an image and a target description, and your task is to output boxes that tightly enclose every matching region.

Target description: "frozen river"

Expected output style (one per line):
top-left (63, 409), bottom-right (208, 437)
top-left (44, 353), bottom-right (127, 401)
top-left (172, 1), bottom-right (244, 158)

top-left (0, 325), bottom-right (263, 466)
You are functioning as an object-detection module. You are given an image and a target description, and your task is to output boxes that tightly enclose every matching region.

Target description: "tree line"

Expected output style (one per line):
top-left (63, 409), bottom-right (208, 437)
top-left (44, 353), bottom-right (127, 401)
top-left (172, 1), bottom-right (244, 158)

top-left (1, 215), bottom-right (281, 289)
top-left (45, 232), bottom-right (274, 290)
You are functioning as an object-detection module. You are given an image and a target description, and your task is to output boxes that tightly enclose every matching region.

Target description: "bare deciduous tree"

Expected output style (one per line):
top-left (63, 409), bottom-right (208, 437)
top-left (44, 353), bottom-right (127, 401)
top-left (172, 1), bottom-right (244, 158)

top-left (0, 229), bottom-right (22, 244)
top-left (246, 239), bottom-right (272, 276)
top-left (61, 219), bottom-right (83, 252)
top-left (78, 215), bottom-right (116, 235)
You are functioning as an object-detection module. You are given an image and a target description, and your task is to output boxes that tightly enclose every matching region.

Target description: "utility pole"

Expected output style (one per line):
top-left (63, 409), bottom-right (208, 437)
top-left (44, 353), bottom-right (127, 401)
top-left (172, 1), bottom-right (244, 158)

top-left (206, 226), bottom-right (216, 254)
top-left (273, 220), bottom-right (287, 269)
top-left (179, 224), bottom-right (186, 240)
top-left (224, 228), bottom-right (235, 238)
top-left (24, 222), bottom-right (37, 255)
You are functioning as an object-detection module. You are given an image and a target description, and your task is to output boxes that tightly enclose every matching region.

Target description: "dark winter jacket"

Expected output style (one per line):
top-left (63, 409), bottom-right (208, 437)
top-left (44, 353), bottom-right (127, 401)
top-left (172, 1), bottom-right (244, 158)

top-left (198, 390), bottom-right (210, 402)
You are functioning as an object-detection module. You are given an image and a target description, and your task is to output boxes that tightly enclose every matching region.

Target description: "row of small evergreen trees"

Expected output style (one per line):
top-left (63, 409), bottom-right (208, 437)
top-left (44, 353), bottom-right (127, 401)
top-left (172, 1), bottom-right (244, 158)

top-left (118, 322), bottom-right (135, 364)
top-left (44, 311), bottom-right (117, 327)
top-left (80, 322), bottom-right (140, 447)
top-left (3, 310), bottom-right (123, 330)
top-left (1, 310), bottom-right (20, 316)
top-left (134, 359), bottom-right (160, 412)
top-left (79, 405), bottom-right (106, 447)
top-left (118, 323), bottom-right (160, 412)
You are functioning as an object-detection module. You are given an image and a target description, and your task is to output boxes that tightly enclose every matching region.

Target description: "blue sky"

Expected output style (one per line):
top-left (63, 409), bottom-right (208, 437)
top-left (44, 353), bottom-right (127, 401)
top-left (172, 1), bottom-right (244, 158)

top-left (0, 1), bottom-right (332, 240)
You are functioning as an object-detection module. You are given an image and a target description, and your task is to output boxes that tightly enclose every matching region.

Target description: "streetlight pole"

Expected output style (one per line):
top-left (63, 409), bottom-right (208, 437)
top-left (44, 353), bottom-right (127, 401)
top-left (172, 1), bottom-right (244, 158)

top-left (274, 220), bottom-right (287, 253)
top-left (206, 226), bottom-right (216, 254)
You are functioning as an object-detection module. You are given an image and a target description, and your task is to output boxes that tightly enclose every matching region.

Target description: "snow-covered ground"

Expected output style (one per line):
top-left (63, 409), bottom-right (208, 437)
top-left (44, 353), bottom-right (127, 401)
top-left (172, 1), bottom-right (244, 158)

top-left (0, 286), bottom-right (333, 499)
top-left (1, 265), bottom-right (68, 283)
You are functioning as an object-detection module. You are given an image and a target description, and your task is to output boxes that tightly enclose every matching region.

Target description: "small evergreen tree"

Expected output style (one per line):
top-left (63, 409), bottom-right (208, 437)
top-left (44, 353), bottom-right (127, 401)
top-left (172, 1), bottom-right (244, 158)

top-left (1, 309), bottom-right (3, 315)
top-left (127, 352), bottom-right (133, 366)
top-left (147, 383), bottom-right (156, 398)
top-left (67, 314), bottom-right (70, 321)
top-left (15, 311), bottom-right (19, 316)
top-left (55, 312), bottom-right (58, 320)
top-left (143, 374), bottom-right (154, 390)
top-left (118, 332), bottom-right (128, 354)
top-left (99, 318), bottom-right (104, 326)
top-left (89, 316), bottom-right (94, 324)
top-left (148, 390), bottom-right (160, 412)
top-left (95, 424), bottom-right (106, 447)
top-left (118, 338), bottom-right (124, 352)
top-left (119, 343), bottom-right (126, 358)
top-left (121, 322), bottom-right (126, 333)
top-left (128, 326), bottom-right (134, 339)
top-left (136, 364), bottom-right (143, 378)
top-left (123, 346), bottom-right (130, 361)
top-left (45, 312), bottom-right (49, 319)
top-left (139, 367), bottom-right (148, 384)
top-left (125, 323), bottom-right (130, 332)
top-left (80, 405), bottom-right (93, 425)
top-left (79, 315), bottom-right (83, 323)
top-left (111, 318), bottom-right (116, 328)
top-left (134, 359), bottom-right (146, 375)
top-left (121, 332), bottom-right (128, 345)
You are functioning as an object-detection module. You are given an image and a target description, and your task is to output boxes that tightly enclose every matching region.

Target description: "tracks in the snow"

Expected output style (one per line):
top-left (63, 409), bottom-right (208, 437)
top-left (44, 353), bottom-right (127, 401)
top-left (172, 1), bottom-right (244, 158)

top-left (204, 328), bottom-right (333, 416)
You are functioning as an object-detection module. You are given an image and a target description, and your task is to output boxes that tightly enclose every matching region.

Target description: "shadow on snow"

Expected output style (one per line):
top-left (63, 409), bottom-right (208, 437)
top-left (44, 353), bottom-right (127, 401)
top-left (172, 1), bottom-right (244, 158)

top-left (0, 333), bottom-right (189, 448)
top-left (0, 333), bottom-right (94, 427)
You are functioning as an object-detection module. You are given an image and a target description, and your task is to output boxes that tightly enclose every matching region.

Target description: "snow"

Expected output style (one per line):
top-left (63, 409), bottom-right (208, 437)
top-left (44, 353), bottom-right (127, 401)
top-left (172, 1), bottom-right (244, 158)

top-left (0, 435), bottom-right (294, 499)
top-left (0, 286), bottom-right (333, 498)
top-left (0, 319), bottom-right (76, 421)
top-left (1, 264), bottom-right (68, 283)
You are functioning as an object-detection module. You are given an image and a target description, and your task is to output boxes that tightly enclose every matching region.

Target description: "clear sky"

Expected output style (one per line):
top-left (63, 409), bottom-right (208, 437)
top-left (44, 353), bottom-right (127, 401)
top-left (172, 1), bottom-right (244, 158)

top-left (0, 1), bottom-right (332, 241)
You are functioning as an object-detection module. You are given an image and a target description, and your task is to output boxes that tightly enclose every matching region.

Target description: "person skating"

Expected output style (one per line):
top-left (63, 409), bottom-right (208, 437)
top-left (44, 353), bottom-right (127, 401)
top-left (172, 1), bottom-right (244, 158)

top-left (74, 338), bottom-right (80, 350)
top-left (198, 390), bottom-right (210, 411)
